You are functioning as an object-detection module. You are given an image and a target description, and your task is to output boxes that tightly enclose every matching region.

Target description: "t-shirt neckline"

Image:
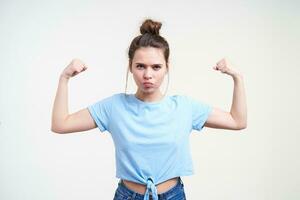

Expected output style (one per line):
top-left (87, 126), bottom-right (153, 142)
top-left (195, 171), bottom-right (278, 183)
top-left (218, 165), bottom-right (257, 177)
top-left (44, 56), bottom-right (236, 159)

top-left (131, 93), bottom-right (168, 106)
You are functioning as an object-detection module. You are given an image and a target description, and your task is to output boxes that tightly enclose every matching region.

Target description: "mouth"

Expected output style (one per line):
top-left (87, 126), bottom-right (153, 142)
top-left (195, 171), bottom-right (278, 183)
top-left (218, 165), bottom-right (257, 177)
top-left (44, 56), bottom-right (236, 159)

top-left (143, 82), bottom-right (154, 87)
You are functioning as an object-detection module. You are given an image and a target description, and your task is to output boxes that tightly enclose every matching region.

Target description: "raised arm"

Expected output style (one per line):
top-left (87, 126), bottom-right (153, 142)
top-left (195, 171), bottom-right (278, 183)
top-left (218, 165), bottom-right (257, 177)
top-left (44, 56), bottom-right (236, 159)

top-left (204, 58), bottom-right (247, 130)
top-left (51, 59), bottom-right (96, 134)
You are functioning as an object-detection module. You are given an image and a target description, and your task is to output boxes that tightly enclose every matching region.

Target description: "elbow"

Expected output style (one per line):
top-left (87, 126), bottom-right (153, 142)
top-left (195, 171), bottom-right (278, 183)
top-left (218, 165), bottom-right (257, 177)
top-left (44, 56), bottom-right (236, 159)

top-left (51, 117), bottom-right (69, 134)
top-left (230, 113), bottom-right (247, 131)
top-left (237, 121), bottom-right (247, 130)
top-left (51, 124), bottom-right (66, 134)
top-left (51, 126), bottom-right (61, 134)
top-left (239, 124), bottom-right (247, 130)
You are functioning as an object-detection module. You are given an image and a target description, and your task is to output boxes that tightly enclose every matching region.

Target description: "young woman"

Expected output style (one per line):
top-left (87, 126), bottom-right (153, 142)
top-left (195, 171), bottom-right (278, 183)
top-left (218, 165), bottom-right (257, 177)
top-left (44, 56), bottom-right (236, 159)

top-left (51, 18), bottom-right (247, 200)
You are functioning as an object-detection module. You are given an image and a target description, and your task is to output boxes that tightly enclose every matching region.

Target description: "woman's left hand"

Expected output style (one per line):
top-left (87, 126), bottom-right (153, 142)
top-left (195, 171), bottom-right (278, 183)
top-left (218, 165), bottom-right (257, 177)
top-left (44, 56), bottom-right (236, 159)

top-left (213, 58), bottom-right (240, 77)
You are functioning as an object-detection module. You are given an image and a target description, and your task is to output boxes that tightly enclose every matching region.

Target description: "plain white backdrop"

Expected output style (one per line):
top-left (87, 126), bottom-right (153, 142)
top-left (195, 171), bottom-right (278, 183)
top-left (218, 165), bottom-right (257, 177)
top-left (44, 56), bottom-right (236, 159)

top-left (1, 0), bottom-right (299, 199)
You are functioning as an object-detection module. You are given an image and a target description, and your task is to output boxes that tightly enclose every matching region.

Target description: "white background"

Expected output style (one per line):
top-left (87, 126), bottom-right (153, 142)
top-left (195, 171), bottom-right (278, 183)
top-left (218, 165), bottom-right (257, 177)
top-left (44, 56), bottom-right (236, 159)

top-left (1, 0), bottom-right (299, 199)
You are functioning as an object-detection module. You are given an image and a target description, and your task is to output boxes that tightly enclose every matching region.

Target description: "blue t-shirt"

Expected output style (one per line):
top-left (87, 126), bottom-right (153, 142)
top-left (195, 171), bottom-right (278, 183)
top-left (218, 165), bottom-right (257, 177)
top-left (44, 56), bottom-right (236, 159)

top-left (87, 93), bottom-right (212, 200)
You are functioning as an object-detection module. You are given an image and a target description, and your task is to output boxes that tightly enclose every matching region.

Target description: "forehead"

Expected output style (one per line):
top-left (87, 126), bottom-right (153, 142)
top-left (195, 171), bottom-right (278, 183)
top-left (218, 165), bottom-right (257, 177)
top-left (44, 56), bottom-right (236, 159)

top-left (133, 47), bottom-right (165, 64)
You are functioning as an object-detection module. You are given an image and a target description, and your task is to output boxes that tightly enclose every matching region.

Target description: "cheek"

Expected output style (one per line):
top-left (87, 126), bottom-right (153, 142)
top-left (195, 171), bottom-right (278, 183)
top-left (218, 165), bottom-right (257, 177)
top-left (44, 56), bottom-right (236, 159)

top-left (132, 73), bottom-right (142, 84)
top-left (158, 73), bottom-right (166, 81)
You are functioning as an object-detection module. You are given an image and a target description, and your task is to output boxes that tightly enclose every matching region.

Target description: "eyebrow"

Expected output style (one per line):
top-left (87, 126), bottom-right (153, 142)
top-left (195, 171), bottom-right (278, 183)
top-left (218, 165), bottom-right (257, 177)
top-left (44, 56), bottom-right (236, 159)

top-left (135, 62), bottom-right (163, 66)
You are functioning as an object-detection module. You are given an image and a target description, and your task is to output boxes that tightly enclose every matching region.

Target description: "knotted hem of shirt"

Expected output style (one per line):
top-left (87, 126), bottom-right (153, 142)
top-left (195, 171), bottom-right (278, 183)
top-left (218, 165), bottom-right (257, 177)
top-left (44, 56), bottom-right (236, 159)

top-left (143, 177), bottom-right (158, 200)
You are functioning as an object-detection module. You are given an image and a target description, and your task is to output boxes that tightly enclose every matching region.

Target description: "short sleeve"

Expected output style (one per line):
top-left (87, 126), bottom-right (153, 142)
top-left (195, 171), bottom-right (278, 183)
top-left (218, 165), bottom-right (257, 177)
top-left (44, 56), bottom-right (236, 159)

top-left (186, 96), bottom-right (213, 132)
top-left (87, 95), bottom-right (114, 132)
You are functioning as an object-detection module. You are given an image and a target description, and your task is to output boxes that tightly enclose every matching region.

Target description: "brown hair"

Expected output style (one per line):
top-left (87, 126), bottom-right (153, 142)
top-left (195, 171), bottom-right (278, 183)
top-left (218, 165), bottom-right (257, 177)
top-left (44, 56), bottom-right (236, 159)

top-left (124, 18), bottom-right (170, 97)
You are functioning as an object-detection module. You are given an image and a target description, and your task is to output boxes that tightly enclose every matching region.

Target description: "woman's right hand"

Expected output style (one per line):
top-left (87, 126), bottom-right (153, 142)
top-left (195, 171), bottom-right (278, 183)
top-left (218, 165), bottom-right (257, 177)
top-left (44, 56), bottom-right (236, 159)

top-left (61, 58), bottom-right (88, 79)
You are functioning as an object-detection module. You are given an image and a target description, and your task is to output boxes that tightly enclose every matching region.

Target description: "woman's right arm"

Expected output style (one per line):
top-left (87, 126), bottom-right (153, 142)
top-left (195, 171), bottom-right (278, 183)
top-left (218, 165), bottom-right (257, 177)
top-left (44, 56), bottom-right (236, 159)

top-left (51, 59), bottom-right (97, 134)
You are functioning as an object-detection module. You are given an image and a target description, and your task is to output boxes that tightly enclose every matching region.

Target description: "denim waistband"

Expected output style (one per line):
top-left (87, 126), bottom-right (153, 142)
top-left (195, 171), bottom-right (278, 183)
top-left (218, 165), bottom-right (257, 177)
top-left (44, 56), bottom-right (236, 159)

top-left (117, 177), bottom-right (183, 200)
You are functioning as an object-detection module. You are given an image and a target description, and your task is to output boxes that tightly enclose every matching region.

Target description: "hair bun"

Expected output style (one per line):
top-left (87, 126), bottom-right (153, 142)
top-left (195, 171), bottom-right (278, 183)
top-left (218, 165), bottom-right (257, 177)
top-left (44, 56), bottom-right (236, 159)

top-left (140, 19), bottom-right (162, 35)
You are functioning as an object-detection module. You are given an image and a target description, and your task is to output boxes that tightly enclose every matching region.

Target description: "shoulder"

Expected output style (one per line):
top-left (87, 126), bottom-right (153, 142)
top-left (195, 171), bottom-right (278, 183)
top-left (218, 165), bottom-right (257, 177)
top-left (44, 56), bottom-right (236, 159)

top-left (169, 94), bottom-right (190, 103)
top-left (104, 92), bottom-right (124, 100)
top-left (166, 94), bottom-right (192, 108)
top-left (109, 92), bottom-right (133, 105)
top-left (170, 94), bottom-right (211, 109)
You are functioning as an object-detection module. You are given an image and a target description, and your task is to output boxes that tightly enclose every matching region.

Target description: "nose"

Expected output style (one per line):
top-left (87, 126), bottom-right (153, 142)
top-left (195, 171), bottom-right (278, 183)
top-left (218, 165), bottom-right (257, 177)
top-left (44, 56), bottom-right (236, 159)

top-left (143, 68), bottom-right (152, 79)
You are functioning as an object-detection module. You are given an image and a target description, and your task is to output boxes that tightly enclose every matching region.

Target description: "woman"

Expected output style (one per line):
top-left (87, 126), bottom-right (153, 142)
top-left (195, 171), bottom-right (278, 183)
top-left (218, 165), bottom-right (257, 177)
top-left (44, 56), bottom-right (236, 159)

top-left (51, 18), bottom-right (247, 200)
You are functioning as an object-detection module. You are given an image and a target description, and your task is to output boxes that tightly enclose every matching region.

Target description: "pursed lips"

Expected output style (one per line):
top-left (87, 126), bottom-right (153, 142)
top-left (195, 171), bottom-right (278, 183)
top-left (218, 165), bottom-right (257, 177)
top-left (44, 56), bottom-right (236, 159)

top-left (143, 82), bottom-right (154, 87)
top-left (143, 82), bottom-right (153, 85)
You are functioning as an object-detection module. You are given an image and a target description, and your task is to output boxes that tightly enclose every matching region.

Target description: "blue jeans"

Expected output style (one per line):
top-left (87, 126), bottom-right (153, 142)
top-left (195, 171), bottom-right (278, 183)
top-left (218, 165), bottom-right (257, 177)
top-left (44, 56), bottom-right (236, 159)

top-left (113, 177), bottom-right (186, 200)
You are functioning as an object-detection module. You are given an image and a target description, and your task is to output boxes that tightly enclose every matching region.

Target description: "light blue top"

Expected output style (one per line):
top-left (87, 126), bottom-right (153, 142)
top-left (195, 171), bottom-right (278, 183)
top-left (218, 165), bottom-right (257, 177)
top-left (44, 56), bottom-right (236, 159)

top-left (87, 93), bottom-right (212, 200)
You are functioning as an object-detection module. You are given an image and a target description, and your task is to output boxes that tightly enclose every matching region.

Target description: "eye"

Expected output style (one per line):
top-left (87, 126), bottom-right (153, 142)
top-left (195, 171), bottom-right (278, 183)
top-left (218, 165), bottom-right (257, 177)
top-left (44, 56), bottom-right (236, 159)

top-left (153, 65), bottom-right (161, 70)
top-left (136, 64), bottom-right (144, 69)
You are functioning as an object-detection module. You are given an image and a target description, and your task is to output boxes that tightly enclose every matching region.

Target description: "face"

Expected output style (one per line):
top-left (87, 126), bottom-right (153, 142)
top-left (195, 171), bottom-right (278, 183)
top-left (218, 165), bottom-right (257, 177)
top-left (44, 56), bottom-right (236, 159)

top-left (130, 47), bottom-right (168, 95)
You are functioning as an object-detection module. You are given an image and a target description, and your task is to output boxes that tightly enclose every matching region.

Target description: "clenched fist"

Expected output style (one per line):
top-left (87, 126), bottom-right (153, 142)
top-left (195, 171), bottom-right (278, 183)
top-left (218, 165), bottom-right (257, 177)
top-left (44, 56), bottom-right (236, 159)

top-left (213, 57), bottom-right (240, 77)
top-left (61, 58), bottom-right (88, 79)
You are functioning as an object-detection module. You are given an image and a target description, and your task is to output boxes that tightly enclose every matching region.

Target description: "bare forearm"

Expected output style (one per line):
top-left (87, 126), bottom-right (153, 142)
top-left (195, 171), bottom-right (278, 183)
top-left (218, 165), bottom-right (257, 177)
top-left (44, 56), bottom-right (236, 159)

top-left (230, 74), bottom-right (247, 128)
top-left (51, 75), bottom-right (70, 131)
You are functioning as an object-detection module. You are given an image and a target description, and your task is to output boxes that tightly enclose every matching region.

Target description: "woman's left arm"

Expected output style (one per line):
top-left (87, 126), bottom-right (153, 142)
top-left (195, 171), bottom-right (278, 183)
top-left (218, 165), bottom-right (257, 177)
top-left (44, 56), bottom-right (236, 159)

top-left (204, 58), bottom-right (247, 130)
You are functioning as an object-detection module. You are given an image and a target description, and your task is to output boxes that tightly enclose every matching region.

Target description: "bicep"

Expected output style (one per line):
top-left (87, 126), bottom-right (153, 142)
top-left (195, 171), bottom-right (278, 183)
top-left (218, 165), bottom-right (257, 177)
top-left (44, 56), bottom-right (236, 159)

top-left (204, 107), bottom-right (241, 130)
top-left (56, 108), bottom-right (97, 133)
